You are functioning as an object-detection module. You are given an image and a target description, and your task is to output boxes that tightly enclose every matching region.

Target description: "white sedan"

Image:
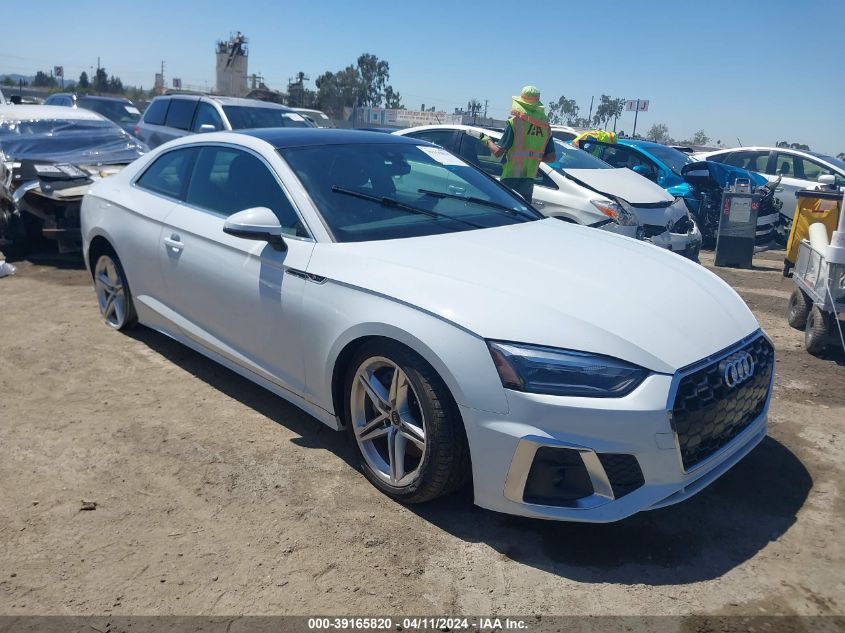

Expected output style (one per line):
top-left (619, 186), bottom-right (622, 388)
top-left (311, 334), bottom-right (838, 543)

top-left (81, 129), bottom-right (774, 522)
top-left (394, 125), bottom-right (702, 259)
top-left (694, 146), bottom-right (845, 226)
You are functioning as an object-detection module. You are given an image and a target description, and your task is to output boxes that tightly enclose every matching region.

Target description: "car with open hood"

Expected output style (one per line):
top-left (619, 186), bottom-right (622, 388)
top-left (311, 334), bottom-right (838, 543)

top-left (394, 125), bottom-right (702, 259)
top-left (80, 129), bottom-right (774, 522)
top-left (0, 105), bottom-right (148, 254)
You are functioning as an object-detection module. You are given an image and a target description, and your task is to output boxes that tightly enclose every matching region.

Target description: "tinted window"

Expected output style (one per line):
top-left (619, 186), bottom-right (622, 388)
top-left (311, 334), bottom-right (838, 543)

top-left (800, 158), bottom-right (835, 182)
top-left (143, 99), bottom-right (169, 125)
top-left (185, 147), bottom-right (307, 236)
top-left (280, 142), bottom-right (538, 243)
top-left (192, 102), bottom-right (224, 132)
top-left (79, 98), bottom-right (141, 124)
top-left (772, 153), bottom-right (799, 177)
top-left (221, 106), bottom-right (313, 130)
top-left (136, 148), bottom-right (197, 199)
top-left (552, 130), bottom-right (577, 142)
top-left (164, 98), bottom-right (198, 130)
top-left (406, 129), bottom-right (455, 149)
top-left (551, 140), bottom-right (611, 170)
top-left (636, 144), bottom-right (693, 176)
top-left (457, 133), bottom-right (502, 177)
top-left (724, 150), bottom-right (769, 172)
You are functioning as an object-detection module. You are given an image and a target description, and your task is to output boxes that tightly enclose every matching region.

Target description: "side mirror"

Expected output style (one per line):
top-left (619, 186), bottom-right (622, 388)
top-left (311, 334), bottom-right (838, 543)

top-left (198, 123), bottom-right (217, 133)
top-left (818, 174), bottom-right (835, 186)
top-left (223, 207), bottom-right (286, 251)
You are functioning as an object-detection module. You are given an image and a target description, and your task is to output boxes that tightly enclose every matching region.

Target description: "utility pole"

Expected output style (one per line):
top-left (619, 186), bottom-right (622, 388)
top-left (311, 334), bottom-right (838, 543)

top-left (484, 99), bottom-right (488, 119)
top-left (588, 95), bottom-right (594, 126)
top-left (632, 98), bottom-right (640, 138)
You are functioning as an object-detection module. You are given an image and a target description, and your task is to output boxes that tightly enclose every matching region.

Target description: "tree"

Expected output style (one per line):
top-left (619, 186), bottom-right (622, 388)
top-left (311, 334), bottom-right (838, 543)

top-left (32, 71), bottom-right (57, 88)
top-left (777, 140), bottom-right (811, 151)
top-left (316, 53), bottom-right (395, 116)
top-left (94, 67), bottom-right (109, 93)
top-left (466, 98), bottom-right (482, 122)
top-left (1, 75), bottom-right (14, 87)
top-left (384, 85), bottom-right (402, 109)
top-left (838, 152), bottom-right (845, 161)
top-left (107, 75), bottom-right (123, 93)
top-left (592, 95), bottom-right (624, 129)
top-left (547, 96), bottom-right (579, 126)
top-left (691, 130), bottom-right (710, 145)
top-left (646, 123), bottom-right (670, 143)
top-left (78, 71), bottom-right (90, 90)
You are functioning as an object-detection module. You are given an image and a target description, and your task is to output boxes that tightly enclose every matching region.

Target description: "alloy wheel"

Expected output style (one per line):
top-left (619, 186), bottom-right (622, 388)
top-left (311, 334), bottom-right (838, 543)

top-left (94, 255), bottom-right (128, 329)
top-left (350, 357), bottom-right (427, 488)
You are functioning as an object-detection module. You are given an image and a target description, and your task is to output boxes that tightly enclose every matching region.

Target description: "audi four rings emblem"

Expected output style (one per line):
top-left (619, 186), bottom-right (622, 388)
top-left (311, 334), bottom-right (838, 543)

top-left (720, 352), bottom-right (756, 388)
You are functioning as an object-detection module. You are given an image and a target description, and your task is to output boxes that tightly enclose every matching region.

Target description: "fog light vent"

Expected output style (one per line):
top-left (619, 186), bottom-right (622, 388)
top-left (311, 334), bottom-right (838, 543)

top-left (597, 453), bottom-right (645, 499)
top-left (523, 447), bottom-right (594, 506)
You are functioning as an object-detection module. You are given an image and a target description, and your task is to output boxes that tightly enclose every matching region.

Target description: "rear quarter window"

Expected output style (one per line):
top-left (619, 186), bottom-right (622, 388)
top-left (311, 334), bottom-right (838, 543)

top-left (164, 99), bottom-right (198, 130)
top-left (143, 99), bottom-right (169, 125)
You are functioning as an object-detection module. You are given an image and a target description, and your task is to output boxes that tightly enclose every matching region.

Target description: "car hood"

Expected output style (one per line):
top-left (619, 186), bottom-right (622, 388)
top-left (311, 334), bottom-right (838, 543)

top-left (563, 167), bottom-right (673, 205)
top-left (308, 219), bottom-right (758, 374)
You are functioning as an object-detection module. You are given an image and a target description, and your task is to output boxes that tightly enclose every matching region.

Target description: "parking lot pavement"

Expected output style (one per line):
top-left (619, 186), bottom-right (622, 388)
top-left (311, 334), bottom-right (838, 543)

top-left (0, 249), bottom-right (842, 616)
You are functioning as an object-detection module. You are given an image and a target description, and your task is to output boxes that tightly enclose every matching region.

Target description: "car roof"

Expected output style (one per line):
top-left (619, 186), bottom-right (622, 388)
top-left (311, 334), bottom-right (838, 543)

top-left (242, 128), bottom-right (427, 148)
top-left (156, 94), bottom-right (295, 110)
top-left (78, 94), bottom-right (132, 103)
top-left (0, 104), bottom-right (105, 122)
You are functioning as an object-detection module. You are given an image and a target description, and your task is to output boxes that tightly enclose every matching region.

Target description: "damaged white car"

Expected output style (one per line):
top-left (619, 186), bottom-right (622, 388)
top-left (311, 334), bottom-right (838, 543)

top-left (0, 105), bottom-right (148, 254)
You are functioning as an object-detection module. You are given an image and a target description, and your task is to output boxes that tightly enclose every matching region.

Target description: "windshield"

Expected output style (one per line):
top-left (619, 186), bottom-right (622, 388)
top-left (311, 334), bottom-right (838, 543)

top-left (280, 142), bottom-right (540, 242)
top-left (549, 140), bottom-right (611, 171)
top-left (638, 143), bottom-right (693, 176)
top-left (0, 118), bottom-right (146, 163)
top-left (222, 106), bottom-right (314, 130)
top-left (810, 152), bottom-right (845, 173)
top-left (79, 98), bottom-right (141, 124)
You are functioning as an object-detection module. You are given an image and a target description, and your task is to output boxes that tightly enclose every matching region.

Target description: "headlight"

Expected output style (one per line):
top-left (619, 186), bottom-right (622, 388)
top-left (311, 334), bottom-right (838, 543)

top-left (591, 199), bottom-right (638, 226)
top-left (487, 341), bottom-right (649, 398)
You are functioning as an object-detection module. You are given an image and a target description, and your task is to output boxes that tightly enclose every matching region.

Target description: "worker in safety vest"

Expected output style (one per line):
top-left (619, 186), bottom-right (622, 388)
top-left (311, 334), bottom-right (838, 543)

top-left (467, 86), bottom-right (555, 202)
top-left (571, 129), bottom-right (618, 156)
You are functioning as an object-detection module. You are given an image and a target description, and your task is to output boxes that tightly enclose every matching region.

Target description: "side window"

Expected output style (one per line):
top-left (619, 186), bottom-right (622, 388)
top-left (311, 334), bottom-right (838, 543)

top-left (724, 150), bottom-right (769, 172)
top-left (406, 130), bottom-right (455, 149)
top-left (192, 102), bottom-right (224, 132)
top-left (771, 153), bottom-right (797, 177)
top-left (164, 98), bottom-right (198, 130)
top-left (457, 133), bottom-right (503, 177)
top-left (185, 147), bottom-right (307, 237)
top-left (136, 148), bottom-right (197, 199)
top-left (143, 99), bottom-right (169, 125)
top-left (795, 158), bottom-right (833, 182)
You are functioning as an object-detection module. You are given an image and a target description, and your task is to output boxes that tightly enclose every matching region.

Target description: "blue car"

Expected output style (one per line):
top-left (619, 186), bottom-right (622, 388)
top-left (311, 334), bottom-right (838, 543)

top-left (579, 138), bottom-right (781, 245)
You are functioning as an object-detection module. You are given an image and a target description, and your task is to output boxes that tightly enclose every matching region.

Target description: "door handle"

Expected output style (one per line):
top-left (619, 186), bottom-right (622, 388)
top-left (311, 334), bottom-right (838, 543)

top-left (775, 187), bottom-right (784, 192)
top-left (533, 200), bottom-right (545, 207)
top-left (163, 234), bottom-right (184, 252)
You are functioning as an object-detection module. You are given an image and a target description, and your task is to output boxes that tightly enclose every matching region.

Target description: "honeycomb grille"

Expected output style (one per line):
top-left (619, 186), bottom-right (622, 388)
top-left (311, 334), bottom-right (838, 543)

top-left (671, 336), bottom-right (774, 470)
top-left (597, 453), bottom-right (645, 499)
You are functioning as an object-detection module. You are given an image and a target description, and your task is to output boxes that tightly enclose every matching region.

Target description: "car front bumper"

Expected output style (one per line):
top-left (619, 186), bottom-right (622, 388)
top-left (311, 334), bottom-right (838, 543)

top-left (461, 333), bottom-right (773, 522)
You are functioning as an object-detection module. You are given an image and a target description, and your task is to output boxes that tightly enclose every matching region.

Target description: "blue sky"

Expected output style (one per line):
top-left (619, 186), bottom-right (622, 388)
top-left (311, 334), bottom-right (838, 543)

top-left (3, 0), bottom-right (844, 154)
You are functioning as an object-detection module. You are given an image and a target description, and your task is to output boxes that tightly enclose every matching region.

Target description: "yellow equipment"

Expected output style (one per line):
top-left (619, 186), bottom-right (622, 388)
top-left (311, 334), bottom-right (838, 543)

top-left (783, 189), bottom-right (841, 276)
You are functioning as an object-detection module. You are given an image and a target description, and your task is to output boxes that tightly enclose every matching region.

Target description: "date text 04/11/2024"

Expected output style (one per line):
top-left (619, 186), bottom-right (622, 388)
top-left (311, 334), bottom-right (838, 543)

top-left (307, 617), bottom-right (529, 630)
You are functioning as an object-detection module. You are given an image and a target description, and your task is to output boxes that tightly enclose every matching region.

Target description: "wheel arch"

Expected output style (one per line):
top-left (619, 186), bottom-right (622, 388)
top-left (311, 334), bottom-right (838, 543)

top-left (86, 233), bottom-right (117, 278)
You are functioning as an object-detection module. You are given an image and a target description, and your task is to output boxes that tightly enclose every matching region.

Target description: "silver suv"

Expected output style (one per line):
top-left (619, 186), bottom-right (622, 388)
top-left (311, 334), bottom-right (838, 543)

top-left (135, 94), bottom-right (314, 149)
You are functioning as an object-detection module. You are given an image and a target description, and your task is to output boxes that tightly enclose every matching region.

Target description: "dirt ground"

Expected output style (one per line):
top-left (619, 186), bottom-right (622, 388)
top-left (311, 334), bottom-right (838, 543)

top-left (0, 247), bottom-right (843, 618)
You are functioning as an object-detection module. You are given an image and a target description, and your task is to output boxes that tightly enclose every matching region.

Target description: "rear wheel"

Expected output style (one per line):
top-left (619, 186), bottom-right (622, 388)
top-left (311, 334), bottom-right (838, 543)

top-left (93, 252), bottom-right (137, 330)
top-left (344, 340), bottom-right (469, 503)
top-left (787, 288), bottom-right (812, 330)
top-left (804, 306), bottom-right (830, 356)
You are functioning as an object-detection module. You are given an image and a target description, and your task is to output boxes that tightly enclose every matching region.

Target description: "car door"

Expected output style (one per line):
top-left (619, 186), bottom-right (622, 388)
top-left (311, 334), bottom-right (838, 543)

top-left (158, 144), bottom-right (315, 394)
top-left (767, 152), bottom-right (809, 218)
top-left (161, 97), bottom-right (199, 144)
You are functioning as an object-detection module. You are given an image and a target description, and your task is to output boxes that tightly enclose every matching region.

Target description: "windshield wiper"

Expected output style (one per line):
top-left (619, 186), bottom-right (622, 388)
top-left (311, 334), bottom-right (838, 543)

top-left (417, 188), bottom-right (532, 218)
top-left (330, 186), bottom-right (484, 229)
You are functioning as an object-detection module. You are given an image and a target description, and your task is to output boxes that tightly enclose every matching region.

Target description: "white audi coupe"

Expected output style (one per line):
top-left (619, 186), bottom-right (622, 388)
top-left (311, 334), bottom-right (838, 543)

top-left (80, 129), bottom-right (774, 522)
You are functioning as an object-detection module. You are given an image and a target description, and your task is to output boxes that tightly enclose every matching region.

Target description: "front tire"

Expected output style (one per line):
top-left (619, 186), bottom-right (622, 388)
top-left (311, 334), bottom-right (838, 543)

top-left (804, 306), bottom-right (830, 356)
top-left (93, 252), bottom-right (137, 330)
top-left (787, 288), bottom-right (812, 330)
top-left (344, 340), bottom-right (469, 503)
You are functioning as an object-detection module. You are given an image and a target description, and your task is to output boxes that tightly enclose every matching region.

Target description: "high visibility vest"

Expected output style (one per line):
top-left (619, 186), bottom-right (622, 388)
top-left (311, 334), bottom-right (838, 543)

top-left (501, 103), bottom-right (550, 179)
top-left (572, 129), bottom-right (617, 154)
